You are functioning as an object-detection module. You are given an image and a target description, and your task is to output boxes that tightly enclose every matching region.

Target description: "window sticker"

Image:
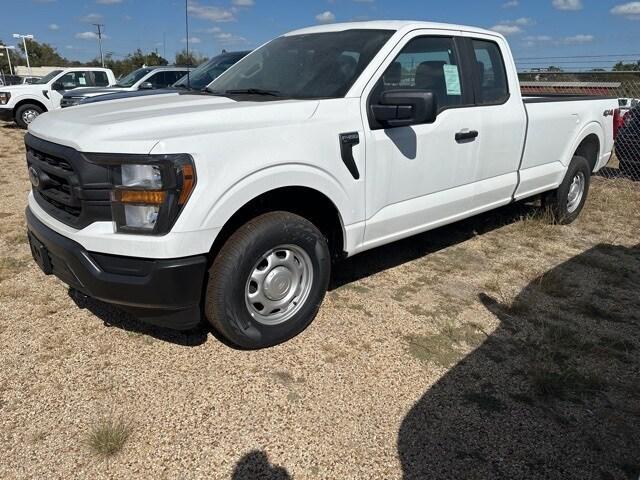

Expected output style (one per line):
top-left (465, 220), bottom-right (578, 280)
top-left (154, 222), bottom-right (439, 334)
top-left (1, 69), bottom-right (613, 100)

top-left (79, 77), bottom-right (87, 85)
top-left (443, 64), bottom-right (461, 96)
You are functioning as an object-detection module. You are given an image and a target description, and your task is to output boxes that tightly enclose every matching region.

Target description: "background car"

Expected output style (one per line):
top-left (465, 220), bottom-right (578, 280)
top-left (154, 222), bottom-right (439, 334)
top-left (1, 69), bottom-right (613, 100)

top-left (615, 105), bottom-right (640, 178)
top-left (60, 65), bottom-right (192, 107)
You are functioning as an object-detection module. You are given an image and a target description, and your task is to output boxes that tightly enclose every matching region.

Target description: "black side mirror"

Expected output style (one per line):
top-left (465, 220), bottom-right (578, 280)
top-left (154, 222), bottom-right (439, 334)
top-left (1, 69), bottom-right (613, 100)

top-left (51, 82), bottom-right (64, 91)
top-left (371, 90), bottom-right (437, 129)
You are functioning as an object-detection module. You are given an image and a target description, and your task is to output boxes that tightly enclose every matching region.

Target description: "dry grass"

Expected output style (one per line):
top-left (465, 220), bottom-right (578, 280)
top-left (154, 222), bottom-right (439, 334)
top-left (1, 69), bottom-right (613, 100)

top-left (0, 121), bottom-right (639, 479)
top-left (86, 418), bottom-right (132, 458)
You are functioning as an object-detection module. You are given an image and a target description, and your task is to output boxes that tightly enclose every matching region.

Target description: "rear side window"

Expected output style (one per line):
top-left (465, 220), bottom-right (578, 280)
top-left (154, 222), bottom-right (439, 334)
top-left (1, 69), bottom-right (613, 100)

top-left (472, 39), bottom-right (509, 104)
top-left (375, 36), bottom-right (464, 111)
top-left (165, 71), bottom-right (188, 85)
top-left (93, 71), bottom-right (109, 87)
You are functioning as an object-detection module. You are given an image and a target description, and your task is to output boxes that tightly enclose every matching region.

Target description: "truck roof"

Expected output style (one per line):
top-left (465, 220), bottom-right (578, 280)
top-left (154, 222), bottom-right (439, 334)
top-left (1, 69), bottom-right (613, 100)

top-left (286, 20), bottom-right (502, 39)
top-left (59, 67), bottom-right (113, 72)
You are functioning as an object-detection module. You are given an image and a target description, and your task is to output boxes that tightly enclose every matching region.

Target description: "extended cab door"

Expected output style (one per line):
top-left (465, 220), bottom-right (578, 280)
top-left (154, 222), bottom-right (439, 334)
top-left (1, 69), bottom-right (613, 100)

top-left (50, 70), bottom-right (95, 108)
top-left (460, 34), bottom-right (527, 209)
top-left (361, 31), bottom-right (483, 248)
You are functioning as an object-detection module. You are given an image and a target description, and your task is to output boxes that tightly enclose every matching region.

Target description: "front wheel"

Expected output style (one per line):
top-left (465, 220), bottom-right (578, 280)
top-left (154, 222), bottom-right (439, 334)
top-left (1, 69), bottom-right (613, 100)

top-left (15, 103), bottom-right (43, 129)
top-left (542, 155), bottom-right (591, 225)
top-left (205, 211), bottom-right (331, 349)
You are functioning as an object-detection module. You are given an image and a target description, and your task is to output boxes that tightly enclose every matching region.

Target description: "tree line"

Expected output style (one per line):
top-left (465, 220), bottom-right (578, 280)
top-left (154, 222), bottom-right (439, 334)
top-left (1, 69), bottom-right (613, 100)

top-left (0, 38), bottom-right (208, 78)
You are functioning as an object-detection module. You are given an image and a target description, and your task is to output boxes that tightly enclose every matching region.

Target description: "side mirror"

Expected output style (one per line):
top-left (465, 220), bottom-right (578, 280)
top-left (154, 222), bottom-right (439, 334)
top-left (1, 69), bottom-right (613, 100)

top-left (371, 90), bottom-right (437, 129)
top-left (51, 82), bottom-right (65, 91)
top-left (139, 81), bottom-right (154, 90)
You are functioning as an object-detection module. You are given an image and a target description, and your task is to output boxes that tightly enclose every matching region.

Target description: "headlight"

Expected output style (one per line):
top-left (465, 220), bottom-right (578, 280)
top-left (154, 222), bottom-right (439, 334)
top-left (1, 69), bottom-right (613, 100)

top-left (88, 153), bottom-right (196, 235)
top-left (0, 92), bottom-right (10, 105)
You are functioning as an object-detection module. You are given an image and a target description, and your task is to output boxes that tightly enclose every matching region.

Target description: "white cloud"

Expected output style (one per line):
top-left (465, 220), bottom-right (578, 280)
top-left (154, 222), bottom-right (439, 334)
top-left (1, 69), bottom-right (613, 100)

top-left (96, 0), bottom-right (122, 4)
top-left (231, 0), bottom-right (254, 5)
top-left (552, 0), bottom-right (583, 11)
top-left (502, 0), bottom-right (519, 7)
top-left (181, 36), bottom-right (202, 44)
top-left (610, 2), bottom-right (640, 19)
top-left (213, 32), bottom-right (248, 45)
top-left (524, 35), bottom-right (553, 41)
top-left (490, 24), bottom-right (523, 35)
top-left (75, 31), bottom-right (110, 40)
top-left (48, 23), bottom-right (60, 31)
top-left (563, 34), bottom-right (594, 43)
top-left (187, 1), bottom-right (235, 22)
top-left (316, 11), bottom-right (336, 23)
top-left (79, 13), bottom-right (103, 22)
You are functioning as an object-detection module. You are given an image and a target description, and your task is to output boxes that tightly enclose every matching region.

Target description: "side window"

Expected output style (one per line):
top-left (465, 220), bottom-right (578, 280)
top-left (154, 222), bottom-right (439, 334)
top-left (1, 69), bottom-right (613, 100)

top-left (93, 71), bottom-right (109, 87)
top-left (375, 36), bottom-right (463, 111)
top-left (166, 71), bottom-right (187, 85)
top-left (58, 71), bottom-right (90, 89)
top-left (472, 39), bottom-right (509, 105)
top-left (146, 71), bottom-right (166, 88)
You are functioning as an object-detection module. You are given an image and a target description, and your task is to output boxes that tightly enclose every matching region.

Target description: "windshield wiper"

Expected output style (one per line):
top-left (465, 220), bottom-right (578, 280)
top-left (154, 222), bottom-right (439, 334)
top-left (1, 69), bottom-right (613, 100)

top-left (213, 88), bottom-right (282, 97)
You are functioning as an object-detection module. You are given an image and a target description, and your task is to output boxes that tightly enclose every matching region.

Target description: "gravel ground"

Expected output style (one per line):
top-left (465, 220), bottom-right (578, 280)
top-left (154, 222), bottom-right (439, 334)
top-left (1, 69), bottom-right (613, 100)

top-left (1, 121), bottom-right (639, 479)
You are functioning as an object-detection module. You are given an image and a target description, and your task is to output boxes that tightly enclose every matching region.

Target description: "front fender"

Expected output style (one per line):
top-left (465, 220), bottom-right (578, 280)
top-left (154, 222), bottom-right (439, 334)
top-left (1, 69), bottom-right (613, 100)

top-left (200, 163), bottom-right (354, 231)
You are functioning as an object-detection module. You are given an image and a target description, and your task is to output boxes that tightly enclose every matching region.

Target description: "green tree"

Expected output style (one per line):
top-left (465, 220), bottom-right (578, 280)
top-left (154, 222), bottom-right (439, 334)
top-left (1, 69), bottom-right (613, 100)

top-left (17, 38), bottom-right (68, 67)
top-left (175, 49), bottom-right (207, 67)
top-left (612, 61), bottom-right (640, 72)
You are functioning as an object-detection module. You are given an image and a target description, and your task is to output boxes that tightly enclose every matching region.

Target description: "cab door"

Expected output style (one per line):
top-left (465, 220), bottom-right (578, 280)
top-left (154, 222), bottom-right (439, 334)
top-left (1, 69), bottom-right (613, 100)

top-left (361, 31), bottom-right (483, 248)
top-left (49, 70), bottom-right (93, 108)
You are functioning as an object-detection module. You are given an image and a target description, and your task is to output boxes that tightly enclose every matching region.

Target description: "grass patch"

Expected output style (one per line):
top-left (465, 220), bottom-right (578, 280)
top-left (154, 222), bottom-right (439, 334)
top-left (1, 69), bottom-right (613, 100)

top-left (528, 362), bottom-right (606, 401)
top-left (0, 256), bottom-right (30, 282)
top-left (87, 418), bottom-right (131, 457)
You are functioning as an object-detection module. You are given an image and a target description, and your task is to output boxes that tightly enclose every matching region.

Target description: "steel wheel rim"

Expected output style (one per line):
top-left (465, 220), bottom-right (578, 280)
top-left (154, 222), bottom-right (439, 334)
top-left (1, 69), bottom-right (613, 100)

top-left (567, 171), bottom-right (585, 213)
top-left (245, 244), bottom-right (314, 326)
top-left (22, 109), bottom-right (39, 124)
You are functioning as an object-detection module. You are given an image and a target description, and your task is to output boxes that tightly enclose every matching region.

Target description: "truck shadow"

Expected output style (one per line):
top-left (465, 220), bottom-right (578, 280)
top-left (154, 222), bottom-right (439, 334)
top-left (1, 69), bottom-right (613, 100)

top-left (397, 243), bottom-right (640, 479)
top-left (331, 200), bottom-right (537, 290)
top-left (231, 450), bottom-right (291, 479)
top-left (68, 289), bottom-right (210, 347)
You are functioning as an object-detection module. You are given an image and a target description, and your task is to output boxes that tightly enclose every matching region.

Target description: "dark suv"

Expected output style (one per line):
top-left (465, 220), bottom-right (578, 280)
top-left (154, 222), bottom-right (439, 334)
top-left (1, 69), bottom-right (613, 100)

top-left (615, 106), bottom-right (640, 178)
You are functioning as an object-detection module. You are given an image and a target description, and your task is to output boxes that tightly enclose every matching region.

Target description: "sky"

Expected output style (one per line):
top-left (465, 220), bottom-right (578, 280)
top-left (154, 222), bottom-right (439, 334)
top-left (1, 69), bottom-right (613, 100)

top-left (2, 0), bottom-right (640, 70)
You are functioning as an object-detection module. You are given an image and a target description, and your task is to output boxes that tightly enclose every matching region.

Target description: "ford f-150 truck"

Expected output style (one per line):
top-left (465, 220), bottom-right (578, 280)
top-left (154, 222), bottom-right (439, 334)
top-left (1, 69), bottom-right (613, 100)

top-left (25, 21), bottom-right (617, 348)
top-left (59, 66), bottom-right (193, 108)
top-left (0, 67), bottom-right (116, 128)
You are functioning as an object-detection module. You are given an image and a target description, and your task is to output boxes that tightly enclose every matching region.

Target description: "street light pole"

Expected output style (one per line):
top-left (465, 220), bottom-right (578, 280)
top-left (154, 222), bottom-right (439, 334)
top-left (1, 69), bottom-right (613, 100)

top-left (0, 45), bottom-right (15, 75)
top-left (93, 23), bottom-right (105, 68)
top-left (13, 33), bottom-right (34, 75)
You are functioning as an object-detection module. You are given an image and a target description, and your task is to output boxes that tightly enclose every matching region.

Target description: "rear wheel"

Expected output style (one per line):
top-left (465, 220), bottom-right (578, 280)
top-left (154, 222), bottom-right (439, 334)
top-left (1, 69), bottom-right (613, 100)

top-left (15, 103), bottom-right (43, 129)
top-left (542, 155), bottom-right (591, 225)
top-left (205, 211), bottom-right (331, 349)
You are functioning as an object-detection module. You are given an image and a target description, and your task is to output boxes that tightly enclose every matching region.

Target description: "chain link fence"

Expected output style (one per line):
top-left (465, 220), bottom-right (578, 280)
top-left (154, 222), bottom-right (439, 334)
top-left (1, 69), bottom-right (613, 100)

top-left (519, 71), bottom-right (640, 183)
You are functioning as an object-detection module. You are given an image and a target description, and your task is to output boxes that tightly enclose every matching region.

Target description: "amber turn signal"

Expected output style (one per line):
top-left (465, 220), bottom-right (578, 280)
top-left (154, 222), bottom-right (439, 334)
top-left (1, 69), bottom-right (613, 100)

top-left (178, 164), bottom-right (195, 205)
top-left (114, 189), bottom-right (167, 205)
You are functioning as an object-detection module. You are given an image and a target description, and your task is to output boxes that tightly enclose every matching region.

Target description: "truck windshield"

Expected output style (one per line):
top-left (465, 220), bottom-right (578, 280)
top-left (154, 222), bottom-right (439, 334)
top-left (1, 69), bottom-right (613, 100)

top-left (34, 70), bottom-right (63, 85)
top-left (207, 29), bottom-right (394, 100)
top-left (174, 52), bottom-right (249, 90)
top-left (115, 68), bottom-right (154, 88)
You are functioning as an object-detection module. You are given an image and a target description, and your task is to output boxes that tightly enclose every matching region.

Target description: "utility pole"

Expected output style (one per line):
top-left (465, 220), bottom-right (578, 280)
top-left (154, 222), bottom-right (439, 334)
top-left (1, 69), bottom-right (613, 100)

top-left (13, 33), bottom-right (34, 75)
top-left (0, 45), bottom-right (15, 75)
top-left (93, 23), bottom-right (105, 68)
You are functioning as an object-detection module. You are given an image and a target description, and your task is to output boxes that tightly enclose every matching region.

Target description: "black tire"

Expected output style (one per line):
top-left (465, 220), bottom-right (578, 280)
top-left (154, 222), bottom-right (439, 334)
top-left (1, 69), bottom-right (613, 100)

top-left (542, 155), bottom-right (591, 225)
top-left (15, 103), bottom-right (44, 129)
top-left (205, 211), bottom-right (331, 349)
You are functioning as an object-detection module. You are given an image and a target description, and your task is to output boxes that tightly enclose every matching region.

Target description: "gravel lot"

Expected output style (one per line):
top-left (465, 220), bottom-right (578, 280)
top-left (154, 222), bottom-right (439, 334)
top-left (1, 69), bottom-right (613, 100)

top-left (1, 121), bottom-right (639, 479)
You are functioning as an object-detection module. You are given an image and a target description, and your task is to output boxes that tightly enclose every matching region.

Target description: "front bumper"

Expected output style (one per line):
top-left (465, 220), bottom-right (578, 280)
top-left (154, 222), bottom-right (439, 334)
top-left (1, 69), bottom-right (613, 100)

top-left (0, 107), bottom-right (13, 122)
top-left (26, 207), bottom-right (208, 329)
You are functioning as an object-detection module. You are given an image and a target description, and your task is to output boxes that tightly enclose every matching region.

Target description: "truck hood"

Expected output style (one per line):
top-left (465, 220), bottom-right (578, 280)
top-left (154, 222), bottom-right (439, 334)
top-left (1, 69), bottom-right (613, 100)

top-left (65, 87), bottom-right (130, 98)
top-left (28, 93), bottom-right (320, 154)
top-left (0, 83), bottom-right (44, 94)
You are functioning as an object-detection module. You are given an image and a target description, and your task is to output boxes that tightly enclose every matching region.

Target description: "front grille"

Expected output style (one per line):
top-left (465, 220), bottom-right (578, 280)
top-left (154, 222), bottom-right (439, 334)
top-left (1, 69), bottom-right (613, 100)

top-left (25, 134), bottom-right (113, 229)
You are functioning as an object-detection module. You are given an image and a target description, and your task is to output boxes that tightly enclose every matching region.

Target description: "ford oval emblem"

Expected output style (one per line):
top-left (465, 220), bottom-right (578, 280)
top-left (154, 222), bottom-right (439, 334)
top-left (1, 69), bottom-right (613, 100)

top-left (29, 166), bottom-right (40, 188)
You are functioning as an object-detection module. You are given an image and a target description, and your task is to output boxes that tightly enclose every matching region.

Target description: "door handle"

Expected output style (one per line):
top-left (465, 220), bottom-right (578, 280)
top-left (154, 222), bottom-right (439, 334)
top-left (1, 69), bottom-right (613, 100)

top-left (455, 130), bottom-right (479, 142)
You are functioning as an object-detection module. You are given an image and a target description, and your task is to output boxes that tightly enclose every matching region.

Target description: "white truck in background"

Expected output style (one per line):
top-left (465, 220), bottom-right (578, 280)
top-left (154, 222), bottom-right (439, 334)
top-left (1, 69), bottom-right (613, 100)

top-left (25, 21), bottom-right (617, 349)
top-left (0, 67), bottom-right (115, 128)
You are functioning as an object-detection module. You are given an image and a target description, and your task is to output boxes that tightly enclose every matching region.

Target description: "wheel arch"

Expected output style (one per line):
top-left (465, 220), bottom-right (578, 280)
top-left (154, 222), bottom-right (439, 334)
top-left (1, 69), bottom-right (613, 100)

top-left (568, 123), bottom-right (602, 173)
top-left (207, 184), bottom-right (349, 263)
top-left (14, 98), bottom-right (48, 114)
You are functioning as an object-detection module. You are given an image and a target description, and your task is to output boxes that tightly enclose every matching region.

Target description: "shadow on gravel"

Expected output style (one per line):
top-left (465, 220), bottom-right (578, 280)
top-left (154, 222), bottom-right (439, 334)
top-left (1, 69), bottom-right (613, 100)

top-left (398, 244), bottom-right (640, 480)
top-left (68, 289), bottom-right (209, 347)
top-left (232, 450), bottom-right (291, 480)
top-left (330, 200), bottom-right (537, 290)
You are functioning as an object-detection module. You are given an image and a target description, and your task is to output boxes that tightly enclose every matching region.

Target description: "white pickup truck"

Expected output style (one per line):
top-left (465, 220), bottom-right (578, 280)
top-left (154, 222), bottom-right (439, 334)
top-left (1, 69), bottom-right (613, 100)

top-left (0, 67), bottom-right (116, 128)
top-left (25, 21), bottom-right (617, 348)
